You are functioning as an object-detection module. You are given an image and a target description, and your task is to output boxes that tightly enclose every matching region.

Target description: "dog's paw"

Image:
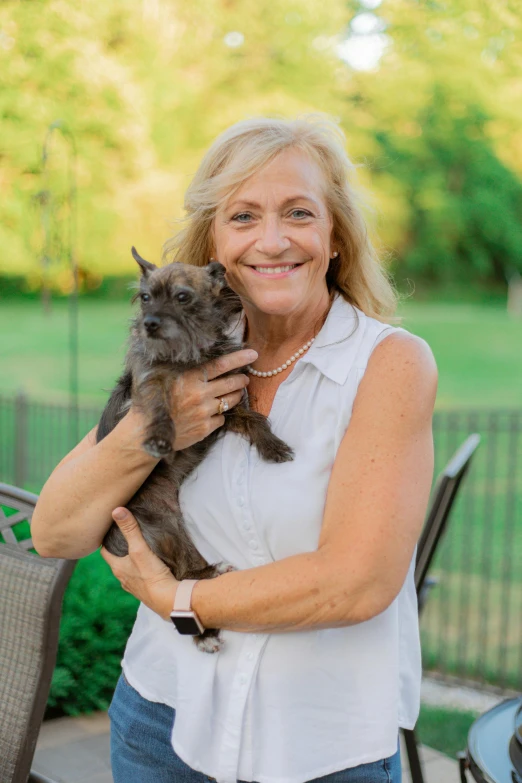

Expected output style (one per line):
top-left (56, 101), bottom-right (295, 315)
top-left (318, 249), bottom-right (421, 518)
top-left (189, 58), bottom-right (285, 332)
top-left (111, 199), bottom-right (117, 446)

top-left (194, 634), bottom-right (223, 654)
top-left (257, 437), bottom-right (294, 464)
top-left (214, 562), bottom-right (236, 575)
top-left (270, 442), bottom-right (294, 463)
top-left (143, 437), bottom-right (172, 458)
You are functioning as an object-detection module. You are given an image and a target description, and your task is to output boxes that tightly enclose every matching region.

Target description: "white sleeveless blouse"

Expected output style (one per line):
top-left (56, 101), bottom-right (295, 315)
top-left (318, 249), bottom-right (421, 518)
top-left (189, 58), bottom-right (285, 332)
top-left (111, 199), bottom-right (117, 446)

top-left (122, 294), bottom-right (422, 783)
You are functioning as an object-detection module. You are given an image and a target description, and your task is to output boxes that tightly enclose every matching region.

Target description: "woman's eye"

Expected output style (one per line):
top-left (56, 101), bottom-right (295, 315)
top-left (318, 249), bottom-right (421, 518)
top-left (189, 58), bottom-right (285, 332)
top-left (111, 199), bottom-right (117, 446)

top-left (290, 209), bottom-right (311, 219)
top-left (232, 212), bottom-right (252, 223)
top-left (140, 293), bottom-right (151, 303)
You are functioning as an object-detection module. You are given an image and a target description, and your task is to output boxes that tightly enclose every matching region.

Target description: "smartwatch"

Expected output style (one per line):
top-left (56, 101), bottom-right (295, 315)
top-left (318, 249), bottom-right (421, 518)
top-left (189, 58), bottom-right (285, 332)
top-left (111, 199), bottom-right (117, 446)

top-left (170, 580), bottom-right (205, 635)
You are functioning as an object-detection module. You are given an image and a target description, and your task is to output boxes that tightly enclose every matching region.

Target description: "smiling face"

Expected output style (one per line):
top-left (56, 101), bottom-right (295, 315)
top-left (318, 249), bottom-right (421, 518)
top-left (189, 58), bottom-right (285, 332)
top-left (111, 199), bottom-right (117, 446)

top-left (211, 147), bottom-right (335, 321)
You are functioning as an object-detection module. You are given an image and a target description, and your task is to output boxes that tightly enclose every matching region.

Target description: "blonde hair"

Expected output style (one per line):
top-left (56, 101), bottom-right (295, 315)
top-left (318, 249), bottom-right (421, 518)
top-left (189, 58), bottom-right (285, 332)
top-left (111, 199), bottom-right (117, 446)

top-left (164, 115), bottom-right (398, 321)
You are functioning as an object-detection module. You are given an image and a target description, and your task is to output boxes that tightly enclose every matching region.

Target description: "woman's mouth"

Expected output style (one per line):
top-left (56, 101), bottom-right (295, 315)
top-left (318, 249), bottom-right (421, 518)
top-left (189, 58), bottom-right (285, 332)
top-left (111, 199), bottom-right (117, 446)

top-left (249, 264), bottom-right (302, 277)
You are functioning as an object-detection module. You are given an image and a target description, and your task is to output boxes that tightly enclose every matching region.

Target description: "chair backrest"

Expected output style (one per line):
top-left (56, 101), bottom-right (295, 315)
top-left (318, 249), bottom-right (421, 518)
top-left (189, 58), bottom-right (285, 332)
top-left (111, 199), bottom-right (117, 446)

top-left (0, 483), bottom-right (76, 783)
top-left (415, 433), bottom-right (481, 598)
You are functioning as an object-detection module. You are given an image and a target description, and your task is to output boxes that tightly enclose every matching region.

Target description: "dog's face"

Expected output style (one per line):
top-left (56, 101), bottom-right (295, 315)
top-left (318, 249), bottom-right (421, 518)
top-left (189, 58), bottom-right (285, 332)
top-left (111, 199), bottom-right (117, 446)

top-left (131, 247), bottom-right (229, 363)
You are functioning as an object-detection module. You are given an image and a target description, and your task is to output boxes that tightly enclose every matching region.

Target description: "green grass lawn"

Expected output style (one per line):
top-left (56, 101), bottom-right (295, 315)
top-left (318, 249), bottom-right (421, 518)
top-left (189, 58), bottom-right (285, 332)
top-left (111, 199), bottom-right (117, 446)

top-left (1, 298), bottom-right (521, 408)
top-left (1, 300), bottom-right (132, 404)
top-left (417, 704), bottom-right (477, 759)
top-left (397, 302), bottom-right (522, 409)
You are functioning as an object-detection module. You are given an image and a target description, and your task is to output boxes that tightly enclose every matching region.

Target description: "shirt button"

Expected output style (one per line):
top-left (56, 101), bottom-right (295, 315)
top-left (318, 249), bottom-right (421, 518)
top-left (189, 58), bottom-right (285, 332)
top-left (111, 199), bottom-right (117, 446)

top-left (246, 652), bottom-right (254, 661)
top-left (237, 496), bottom-right (245, 507)
top-left (249, 539), bottom-right (258, 549)
top-left (239, 674), bottom-right (248, 685)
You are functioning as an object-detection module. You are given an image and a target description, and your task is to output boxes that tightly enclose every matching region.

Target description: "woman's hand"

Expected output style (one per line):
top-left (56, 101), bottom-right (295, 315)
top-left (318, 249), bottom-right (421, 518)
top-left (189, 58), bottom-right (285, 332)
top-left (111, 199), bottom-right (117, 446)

top-left (100, 508), bottom-right (178, 620)
top-left (168, 348), bottom-right (257, 451)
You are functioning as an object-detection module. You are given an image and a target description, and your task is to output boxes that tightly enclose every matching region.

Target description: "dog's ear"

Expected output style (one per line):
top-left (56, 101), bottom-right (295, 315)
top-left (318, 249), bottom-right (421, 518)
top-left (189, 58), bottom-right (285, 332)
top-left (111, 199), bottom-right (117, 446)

top-left (132, 246), bottom-right (157, 277)
top-left (207, 260), bottom-right (227, 295)
top-left (207, 260), bottom-right (226, 281)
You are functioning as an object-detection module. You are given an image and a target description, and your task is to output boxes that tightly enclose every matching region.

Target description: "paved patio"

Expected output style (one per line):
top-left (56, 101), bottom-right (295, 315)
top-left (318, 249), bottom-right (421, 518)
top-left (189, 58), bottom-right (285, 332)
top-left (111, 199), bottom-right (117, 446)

top-left (33, 710), bottom-right (460, 783)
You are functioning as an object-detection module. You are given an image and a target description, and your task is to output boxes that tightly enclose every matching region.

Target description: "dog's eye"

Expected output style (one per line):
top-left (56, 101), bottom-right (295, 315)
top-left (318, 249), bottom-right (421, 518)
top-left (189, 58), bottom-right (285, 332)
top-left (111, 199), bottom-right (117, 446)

top-left (175, 291), bottom-right (192, 304)
top-left (140, 293), bottom-right (151, 303)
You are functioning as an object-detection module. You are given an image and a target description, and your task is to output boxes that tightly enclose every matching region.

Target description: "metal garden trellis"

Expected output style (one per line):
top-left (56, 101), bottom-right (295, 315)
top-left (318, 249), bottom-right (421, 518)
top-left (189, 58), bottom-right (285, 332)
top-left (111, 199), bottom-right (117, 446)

top-left (39, 120), bottom-right (79, 446)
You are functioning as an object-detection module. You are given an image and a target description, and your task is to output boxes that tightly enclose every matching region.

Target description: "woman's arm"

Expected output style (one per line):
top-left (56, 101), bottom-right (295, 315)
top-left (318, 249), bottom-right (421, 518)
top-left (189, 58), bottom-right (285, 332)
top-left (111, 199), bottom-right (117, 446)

top-left (112, 331), bottom-right (437, 631)
top-left (31, 409), bottom-right (159, 559)
top-left (32, 350), bottom-right (256, 560)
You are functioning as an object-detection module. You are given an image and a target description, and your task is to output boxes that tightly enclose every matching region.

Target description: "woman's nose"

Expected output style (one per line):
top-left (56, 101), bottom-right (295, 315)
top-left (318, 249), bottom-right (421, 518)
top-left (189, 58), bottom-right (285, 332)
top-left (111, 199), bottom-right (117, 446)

top-left (255, 216), bottom-right (291, 257)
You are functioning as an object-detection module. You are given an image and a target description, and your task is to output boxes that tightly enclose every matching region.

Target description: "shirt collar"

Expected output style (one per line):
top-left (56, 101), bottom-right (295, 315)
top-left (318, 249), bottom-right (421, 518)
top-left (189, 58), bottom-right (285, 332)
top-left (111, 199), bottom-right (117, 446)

top-left (228, 293), bottom-right (364, 386)
top-left (299, 294), bottom-right (362, 385)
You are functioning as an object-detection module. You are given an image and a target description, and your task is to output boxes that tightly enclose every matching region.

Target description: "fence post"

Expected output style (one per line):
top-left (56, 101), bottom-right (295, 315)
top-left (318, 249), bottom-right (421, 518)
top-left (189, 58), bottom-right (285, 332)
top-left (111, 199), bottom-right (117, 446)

top-left (14, 389), bottom-right (28, 488)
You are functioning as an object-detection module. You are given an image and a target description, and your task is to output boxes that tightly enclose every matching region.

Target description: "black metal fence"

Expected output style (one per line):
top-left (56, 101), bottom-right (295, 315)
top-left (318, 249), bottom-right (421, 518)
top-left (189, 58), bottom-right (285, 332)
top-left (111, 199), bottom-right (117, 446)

top-left (0, 392), bottom-right (520, 692)
top-left (0, 392), bottom-right (101, 492)
top-left (427, 409), bottom-right (522, 692)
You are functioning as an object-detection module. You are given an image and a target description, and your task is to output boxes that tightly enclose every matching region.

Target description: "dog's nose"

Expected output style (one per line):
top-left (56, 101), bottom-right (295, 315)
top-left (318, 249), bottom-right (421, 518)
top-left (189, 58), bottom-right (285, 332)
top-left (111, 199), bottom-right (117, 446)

top-left (144, 315), bottom-right (161, 334)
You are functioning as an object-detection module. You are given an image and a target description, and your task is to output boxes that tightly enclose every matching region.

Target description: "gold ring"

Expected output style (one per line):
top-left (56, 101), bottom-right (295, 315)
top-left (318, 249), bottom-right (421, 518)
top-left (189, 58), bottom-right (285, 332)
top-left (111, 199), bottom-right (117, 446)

top-left (218, 397), bottom-right (229, 415)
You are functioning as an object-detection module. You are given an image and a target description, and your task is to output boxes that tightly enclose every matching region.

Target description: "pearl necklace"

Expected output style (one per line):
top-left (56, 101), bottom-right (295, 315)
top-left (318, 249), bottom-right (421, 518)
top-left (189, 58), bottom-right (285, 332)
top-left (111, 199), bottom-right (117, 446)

top-left (247, 337), bottom-right (315, 378)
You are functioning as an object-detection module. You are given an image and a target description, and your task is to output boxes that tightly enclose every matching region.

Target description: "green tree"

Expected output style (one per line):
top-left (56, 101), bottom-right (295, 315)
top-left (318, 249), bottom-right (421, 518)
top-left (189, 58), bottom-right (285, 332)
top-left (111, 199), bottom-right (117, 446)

top-left (1, 0), bottom-right (522, 292)
top-left (373, 89), bottom-right (522, 286)
top-left (0, 0), bottom-right (348, 286)
top-left (336, 0), bottom-right (522, 289)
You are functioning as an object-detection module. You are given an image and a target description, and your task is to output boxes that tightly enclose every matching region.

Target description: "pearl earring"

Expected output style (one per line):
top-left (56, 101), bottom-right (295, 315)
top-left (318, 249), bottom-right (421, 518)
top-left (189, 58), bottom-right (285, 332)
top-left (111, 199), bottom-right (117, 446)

top-left (331, 251), bottom-right (339, 259)
top-left (209, 257), bottom-right (216, 262)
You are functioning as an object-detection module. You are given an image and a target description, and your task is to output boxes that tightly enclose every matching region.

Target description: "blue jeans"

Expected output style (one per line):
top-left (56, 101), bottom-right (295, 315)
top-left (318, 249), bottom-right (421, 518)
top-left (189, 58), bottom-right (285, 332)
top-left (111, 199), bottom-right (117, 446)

top-left (109, 673), bottom-right (401, 783)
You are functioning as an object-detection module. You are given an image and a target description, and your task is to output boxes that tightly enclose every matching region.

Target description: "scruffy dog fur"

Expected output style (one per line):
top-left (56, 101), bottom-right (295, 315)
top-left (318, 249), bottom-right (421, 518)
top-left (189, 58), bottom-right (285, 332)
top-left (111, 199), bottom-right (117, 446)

top-left (97, 247), bottom-right (293, 652)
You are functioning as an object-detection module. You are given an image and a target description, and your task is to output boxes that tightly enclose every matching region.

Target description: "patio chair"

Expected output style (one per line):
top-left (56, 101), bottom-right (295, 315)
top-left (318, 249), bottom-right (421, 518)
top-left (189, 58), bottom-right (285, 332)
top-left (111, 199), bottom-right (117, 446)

top-left (402, 433), bottom-right (481, 783)
top-left (0, 482), bottom-right (76, 783)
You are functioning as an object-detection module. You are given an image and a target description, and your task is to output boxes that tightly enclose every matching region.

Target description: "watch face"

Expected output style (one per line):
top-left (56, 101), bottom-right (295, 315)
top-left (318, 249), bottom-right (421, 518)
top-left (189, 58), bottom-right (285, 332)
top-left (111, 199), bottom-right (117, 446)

top-left (170, 613), bottom-right (204, 635)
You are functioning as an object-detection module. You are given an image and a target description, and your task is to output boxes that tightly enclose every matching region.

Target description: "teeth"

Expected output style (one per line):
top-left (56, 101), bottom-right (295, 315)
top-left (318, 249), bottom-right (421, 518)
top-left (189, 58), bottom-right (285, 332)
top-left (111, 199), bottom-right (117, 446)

top-left (254, 265), bottom-right (296, 275)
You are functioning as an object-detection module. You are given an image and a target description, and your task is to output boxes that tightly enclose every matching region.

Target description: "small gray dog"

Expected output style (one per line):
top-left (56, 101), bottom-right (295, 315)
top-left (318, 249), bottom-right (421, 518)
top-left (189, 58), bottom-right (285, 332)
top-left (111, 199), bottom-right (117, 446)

top-left (97, 247), bottom-right (293, 651)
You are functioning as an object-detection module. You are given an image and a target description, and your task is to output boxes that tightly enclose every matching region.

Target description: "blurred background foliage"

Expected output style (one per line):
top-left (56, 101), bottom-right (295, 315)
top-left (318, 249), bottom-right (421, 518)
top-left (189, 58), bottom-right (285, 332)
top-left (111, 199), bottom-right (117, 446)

top-left (1, 0), bottom-right (521, 295)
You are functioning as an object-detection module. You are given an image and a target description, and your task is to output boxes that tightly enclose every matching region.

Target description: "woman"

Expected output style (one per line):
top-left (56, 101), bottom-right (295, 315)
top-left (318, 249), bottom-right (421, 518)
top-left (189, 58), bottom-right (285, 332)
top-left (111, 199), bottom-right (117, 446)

top-left (32, 115), bottom-right (437, 783)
